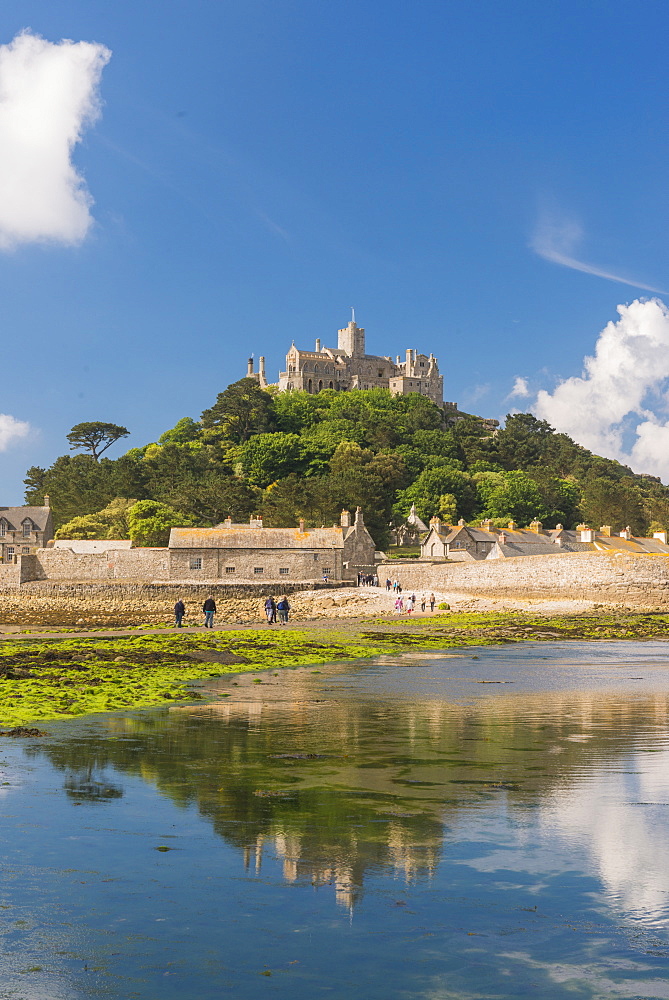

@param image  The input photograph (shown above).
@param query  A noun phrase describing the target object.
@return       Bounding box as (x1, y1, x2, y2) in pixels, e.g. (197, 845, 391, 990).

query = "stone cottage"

(420, 517, 669, 561)
(0, 498, 54, 563)
(168, 508, 376, 582)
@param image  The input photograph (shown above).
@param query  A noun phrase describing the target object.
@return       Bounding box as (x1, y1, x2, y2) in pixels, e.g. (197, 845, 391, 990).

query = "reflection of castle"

(247, 316, 451, 408)
(242, 826, 440, 911)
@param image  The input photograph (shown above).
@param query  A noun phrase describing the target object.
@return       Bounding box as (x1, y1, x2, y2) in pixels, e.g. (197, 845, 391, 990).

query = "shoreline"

(1, 606, 669, 729)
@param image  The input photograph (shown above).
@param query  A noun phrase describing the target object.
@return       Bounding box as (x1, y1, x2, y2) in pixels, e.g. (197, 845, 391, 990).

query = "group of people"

(392, 592, 436, 614)
(264, 595, 291, 625)
(386, 578, 403, 592)
(173, 597, 217, 629)
(173, 595, 291, 629)
(357, 572, 379, 586)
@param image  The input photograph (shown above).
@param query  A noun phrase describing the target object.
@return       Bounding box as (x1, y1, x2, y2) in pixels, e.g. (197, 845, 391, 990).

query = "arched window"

(308, 379, 312, 392)
(318, 380, 323, 391)
(329, 381, 333, 389)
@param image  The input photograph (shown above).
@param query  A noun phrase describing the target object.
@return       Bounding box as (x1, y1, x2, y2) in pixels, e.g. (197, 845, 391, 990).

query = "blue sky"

(2, 0, 669, 502)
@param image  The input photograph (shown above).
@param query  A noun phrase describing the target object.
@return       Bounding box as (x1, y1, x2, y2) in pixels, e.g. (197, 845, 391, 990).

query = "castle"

(246, 316, 453, 408)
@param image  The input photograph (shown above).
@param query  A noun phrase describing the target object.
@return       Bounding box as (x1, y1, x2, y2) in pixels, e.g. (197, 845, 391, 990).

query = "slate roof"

(593, 535, 669, 555)
(0, 506, 52, 530)
(493, 542, 567, 558)
(169, 525, 347, 550)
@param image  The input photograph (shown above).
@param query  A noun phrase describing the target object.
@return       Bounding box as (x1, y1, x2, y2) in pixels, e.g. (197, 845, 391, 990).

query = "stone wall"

(382, 552, 669, 607)
(30, 547, 169, 582)
(0, 579, 352, 627)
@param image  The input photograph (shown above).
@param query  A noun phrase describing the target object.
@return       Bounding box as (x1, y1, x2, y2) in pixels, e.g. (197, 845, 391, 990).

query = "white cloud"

(534, 298, 669, 481)
(0, 30, 110, 249)
(509, 376, 530, 398)
(0, 413, 30, 450)
(531, 212, 666, 294)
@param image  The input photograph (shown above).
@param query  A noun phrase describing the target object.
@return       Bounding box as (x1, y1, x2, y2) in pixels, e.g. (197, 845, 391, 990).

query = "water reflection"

(5, 641, 669, 998)
(25, 643, 669, 928)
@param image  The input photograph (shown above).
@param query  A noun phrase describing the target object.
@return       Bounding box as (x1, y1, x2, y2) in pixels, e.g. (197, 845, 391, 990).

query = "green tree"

(451, 415, 499, 466)
(474, 470, 547, 525)
(55, 498, 137, 539)
(66, 422, 130, 461)
(168, 473, 259, 524)
(201, 378, 275, 444)
(239, 432, 304, 487)
(126, 500, 196, 547)
(394, 467, 477, 523)
(158, 417, 201, 445)
(579, 477, 647, 535)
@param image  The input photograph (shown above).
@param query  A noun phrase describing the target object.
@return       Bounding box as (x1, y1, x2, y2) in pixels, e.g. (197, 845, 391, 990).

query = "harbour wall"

(381, 552, 669, 607)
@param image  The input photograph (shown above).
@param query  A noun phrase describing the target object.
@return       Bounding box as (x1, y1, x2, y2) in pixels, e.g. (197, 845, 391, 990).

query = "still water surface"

(2, 640, 669, 998)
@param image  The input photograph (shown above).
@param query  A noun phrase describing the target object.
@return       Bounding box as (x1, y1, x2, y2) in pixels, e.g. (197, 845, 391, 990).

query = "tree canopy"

(26, 386, 669, 547)
(66, 422, 130, 461)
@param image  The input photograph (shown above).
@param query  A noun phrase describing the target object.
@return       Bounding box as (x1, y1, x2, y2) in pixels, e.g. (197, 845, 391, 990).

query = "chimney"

(654, 531, 668, 544)
(354, 506, 364, 526)
(480, 519, 493, 532)
(430, 516, 442, 533)
(43, 494, 50, 508)
(507, 520, 516, 530)
(315, 338, 321, 352)
(600, 525, 612, 537)
(555, 523, 563, 531)
(340, 509, 351, 528)
(224, 516, 232, 529)
(247, 357, 254, 377)
(498, 532, 507, 545)
(619, 526, 632, 540)
(529, 519, 543, 533)
(458, 518, 465, 527)
(580, 526, 595, 543)
(258, 356, 267, 386)
(298, 518, 305, 532)
(249, 515, 263, 528)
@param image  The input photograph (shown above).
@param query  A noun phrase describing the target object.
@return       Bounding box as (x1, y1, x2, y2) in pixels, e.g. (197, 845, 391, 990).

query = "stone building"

(420, 518, 669, 561)
(265, 316, 451, 407)
(0, 498, 54, 563)
(168, 508, 376, 582)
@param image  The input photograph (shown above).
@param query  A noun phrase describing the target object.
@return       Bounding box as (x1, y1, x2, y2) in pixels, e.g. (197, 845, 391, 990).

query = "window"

(225, 566, 235, 575)
(0, 521, 5, 537)
(22, 547, 29, 554)
(322, 567, 331, 575)
(189, 558, 202, 570)
(279, 567, 289, 575)
(22, 522, 32, 537)
(313, 553, 319, 561)
(419, 361, 425, 367)
(6, 547, 14, 561)
(254, 567, 263, 574)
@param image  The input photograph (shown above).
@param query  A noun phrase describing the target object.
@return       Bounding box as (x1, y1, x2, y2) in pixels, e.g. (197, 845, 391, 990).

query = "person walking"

(174, 599, 186, 628)
(277, 595, 290, 624)
(202, 596, 217, 628)
(386, 578, 392, 592)
(420, 594, 426, 613)
(405, 595, 414, 614)
(429, 592, 436, 612)
(264, 596, 276, 625)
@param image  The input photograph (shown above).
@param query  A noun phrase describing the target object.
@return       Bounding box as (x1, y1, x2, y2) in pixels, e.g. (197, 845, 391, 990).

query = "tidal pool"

(1, 640, 669, 999)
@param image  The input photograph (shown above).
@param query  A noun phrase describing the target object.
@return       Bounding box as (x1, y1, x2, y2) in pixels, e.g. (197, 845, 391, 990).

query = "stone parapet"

(380, 552, 669, 607)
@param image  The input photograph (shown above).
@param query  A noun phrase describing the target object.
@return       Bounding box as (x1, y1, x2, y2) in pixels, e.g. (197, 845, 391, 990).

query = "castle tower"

(337, 319, 365, 357)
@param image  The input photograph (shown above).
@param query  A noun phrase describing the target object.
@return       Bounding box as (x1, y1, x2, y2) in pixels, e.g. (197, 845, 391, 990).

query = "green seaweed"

(2, 611, 669, 727)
